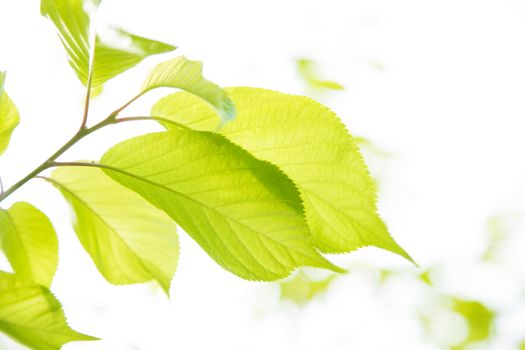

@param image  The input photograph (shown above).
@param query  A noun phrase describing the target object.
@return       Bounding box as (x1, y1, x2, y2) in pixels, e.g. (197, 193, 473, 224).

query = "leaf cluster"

(0, 1, 411, 349)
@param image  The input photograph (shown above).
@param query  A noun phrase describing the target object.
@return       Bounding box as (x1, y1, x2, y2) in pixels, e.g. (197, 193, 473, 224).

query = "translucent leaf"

(48, 166, 178, 294)
(0, 72, 20, 156)
(142, 56, 235, 123)
(152, 88, 412, 261)
(92, 27, 176, 88)
(100, 130, 342, 281)
(41, 0, 176, 88)
(40, 0, 91, 84)
(0, 202, 58, 287)
(0, 272, 97, 350)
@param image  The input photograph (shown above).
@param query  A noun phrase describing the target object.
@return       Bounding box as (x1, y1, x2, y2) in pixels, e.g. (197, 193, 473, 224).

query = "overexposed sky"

(1, 0, 524, 349)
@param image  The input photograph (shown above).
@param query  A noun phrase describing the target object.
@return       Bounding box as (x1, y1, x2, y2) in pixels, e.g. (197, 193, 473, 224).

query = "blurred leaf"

(451, 298, 495, 349)
(100, 130, 343, 281)
(41, 0, 175, 88)
(0, 202, 58, 287)
(0, 272, 97, 350)
(48, 166, 179, 294)
(0, 72, 20, 156)
(354, 136, 392, 158)
(153, 88, 412, 262)
(280, 271, 337, 305)
(142, 56, 235, 123)
(296, 58, 344, 92)
(418, 269, 434, 286)
(482, 213, 525, 261)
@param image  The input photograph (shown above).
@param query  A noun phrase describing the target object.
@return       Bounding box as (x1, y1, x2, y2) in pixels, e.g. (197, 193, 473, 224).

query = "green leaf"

(40, 0, 91, 84)
(100, 130, 342, 281)
(152, 88, 412, 262)
(280, 271, 337, 305)
(92, 27, 176, 88)
(0, 272, 97, 350)
(48, 166, 179, 294)
(41, 0, 176, 88)
(141, 56, 235, 123)
(0, 202, 58, 287)
(297, 59, 344, 91)
(0, 72, 20, 156)
(452, 298, 495, 349)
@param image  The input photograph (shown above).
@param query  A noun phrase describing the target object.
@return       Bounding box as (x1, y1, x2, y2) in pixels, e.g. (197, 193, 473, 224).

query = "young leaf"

(92, 27, 176, 88)
(48, 166, 179, 294)
(0, 72, 20, 156)
(100, 130, 342, 281)
(0, 272, 97, 350)
(41, 0, 176, 88)
(141, 56, 235, 123)
(152, 88, 412, 262)
(0, 202, 58, 287)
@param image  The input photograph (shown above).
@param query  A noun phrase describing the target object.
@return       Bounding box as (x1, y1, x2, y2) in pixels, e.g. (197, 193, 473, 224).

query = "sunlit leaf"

(92, 27, 176, 88)
(142, 56, 235, 123)
(280, 271, 337, 305)
(452, 298, 495, 349)
(48, 166, 179, 294)
(0, 272, 97, 350)
(0, 202, 58, 287)
(152, 88, 412, 262)
(0, 72, 20, 156)
(100, 130, 343, 281)
(41, 0, 175, 88)
(40, 0, 91, 84)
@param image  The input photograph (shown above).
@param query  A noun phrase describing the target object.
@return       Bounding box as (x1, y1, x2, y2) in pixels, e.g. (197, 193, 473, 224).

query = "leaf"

(0, 272, 97, 350)
(280, 271, 337, 305)
(141, 56, 235, 123)
(40, 0, 91, 84)
(48, 166, 179, 294)
(0, 72, 20, 156)
(41, 0, 176, 88)
(152, 88, 412, 262)
(100, 130, 342, 281)
(296, 58, 344, 91)
(451, 298, 495, 349)
(0, 202, 58, 287)
(92, 27, 176, 88)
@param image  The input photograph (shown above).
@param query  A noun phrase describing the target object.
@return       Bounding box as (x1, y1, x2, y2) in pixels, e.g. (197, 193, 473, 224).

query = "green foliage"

(0, 72, 20, 156)
(0, 202, 58, 287)
(48, 167, 179, 294)
(0, 1, 413, 348)
(152, 88, 412, 261)
(100, 130, 342, 280)
(41, 0, 175, 88)
(142, 56, 235, 123)
(0, 272, 97, 350)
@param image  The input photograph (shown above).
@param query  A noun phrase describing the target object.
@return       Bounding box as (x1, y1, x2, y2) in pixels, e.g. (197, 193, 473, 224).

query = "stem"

(80, 67, 94, 130)
(0, 117, 115, 204)
(0, 111, 168, 204)
(108, 93, 145, 119)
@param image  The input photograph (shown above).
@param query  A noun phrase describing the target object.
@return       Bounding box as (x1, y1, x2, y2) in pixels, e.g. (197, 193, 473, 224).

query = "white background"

(1, 0, 525, 349)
